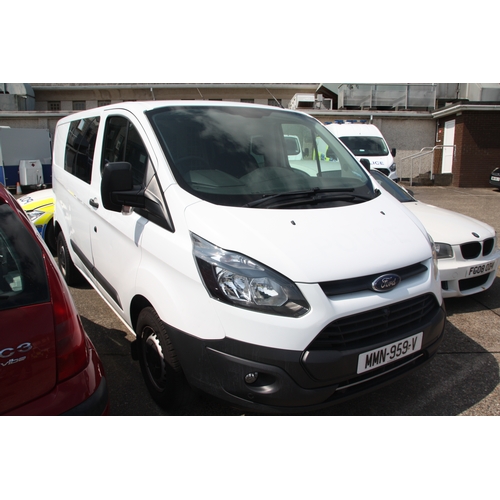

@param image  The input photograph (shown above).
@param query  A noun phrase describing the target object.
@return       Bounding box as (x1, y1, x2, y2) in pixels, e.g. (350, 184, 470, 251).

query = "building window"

(268, 99, 282, 107)
(241, 99, 254, 104)
(98, 100, 111, 107)
(73, 101, 86, 111)
(48, 101, 61, 111)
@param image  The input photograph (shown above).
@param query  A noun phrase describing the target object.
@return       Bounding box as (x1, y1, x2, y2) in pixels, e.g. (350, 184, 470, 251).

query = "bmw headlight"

(191, 233, 310, 317)
(434, 242, 453, 259)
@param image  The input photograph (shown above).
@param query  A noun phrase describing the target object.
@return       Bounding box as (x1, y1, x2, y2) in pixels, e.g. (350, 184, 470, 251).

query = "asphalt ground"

(68, 184, 500, 416)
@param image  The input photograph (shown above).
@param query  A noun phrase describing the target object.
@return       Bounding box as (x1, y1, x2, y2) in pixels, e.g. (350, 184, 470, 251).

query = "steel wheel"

(136, 307, 190, 410)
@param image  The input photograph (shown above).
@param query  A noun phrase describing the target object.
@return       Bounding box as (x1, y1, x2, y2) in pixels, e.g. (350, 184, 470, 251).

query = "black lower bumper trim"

(166, 304, 446, 413)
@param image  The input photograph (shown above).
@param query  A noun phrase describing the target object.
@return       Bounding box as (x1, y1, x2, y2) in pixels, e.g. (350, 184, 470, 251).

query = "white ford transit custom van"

(52, 102, 445, 413)
(326, 122, 398, 181)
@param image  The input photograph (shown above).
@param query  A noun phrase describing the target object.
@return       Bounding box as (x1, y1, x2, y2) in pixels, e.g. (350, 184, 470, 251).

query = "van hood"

(184, 193, 432, 283)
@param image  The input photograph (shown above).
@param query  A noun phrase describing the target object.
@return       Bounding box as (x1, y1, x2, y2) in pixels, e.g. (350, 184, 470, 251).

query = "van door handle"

(89, 198, 99, 208)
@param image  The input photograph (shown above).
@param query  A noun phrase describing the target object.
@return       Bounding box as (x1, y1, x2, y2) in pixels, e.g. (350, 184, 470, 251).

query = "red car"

(0, 184, 109, 415)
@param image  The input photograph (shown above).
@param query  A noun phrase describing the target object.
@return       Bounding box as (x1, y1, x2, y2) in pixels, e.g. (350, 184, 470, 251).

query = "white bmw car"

(371, 169, 500, 298)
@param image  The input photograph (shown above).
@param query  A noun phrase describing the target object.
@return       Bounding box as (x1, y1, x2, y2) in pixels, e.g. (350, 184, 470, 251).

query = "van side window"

(65, 117, 100, 184)
(101, 116, 149, 184)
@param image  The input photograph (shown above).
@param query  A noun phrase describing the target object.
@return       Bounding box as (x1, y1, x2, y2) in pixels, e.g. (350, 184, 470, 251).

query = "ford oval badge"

(372, 274, 401, 292)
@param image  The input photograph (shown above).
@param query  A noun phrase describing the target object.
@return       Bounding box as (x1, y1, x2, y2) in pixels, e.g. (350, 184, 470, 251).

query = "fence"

(399, 145, 456, 185)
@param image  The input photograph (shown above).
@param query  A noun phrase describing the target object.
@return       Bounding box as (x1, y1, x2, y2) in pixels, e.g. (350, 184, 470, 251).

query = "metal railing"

(399, 145, 456, 186)
(338, 84, 437, 110)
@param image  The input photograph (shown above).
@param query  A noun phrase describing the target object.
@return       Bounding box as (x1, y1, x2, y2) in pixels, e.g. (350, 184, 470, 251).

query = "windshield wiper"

(244, 188, 374, 208)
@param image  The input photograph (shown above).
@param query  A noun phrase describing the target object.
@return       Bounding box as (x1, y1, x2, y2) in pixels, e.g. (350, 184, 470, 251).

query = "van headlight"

(390, 163, 396, 172)
(191, 233, 310, 317)
(428, 234, 439, 278)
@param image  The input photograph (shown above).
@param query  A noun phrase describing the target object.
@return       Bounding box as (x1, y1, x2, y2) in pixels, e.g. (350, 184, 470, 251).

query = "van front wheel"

(136, 307, 190, 410)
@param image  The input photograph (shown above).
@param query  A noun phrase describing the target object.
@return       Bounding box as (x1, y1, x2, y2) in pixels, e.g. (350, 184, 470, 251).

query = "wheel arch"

(130, 294, 153, 332)
(54, 219, 62, 237)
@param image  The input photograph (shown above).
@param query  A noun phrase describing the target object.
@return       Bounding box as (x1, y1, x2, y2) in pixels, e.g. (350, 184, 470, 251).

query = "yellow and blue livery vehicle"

(17, 188, 55, 253)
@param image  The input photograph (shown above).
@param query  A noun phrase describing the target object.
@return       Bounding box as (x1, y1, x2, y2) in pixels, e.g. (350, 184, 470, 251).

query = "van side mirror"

(392, 148, 396, 157)
(101, 162, 146, 212)
(360, 158, 371, 171)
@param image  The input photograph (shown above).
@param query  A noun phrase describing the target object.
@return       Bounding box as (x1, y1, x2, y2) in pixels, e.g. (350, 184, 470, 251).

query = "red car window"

(0, 204, 50, 311)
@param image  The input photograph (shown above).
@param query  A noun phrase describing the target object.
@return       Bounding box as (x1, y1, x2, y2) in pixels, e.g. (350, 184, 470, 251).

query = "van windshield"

(338, 136, 389, 157)
(147, 105, 377, 208)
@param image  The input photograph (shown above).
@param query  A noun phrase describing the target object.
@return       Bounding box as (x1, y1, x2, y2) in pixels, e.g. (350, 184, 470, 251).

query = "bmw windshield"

(147, 104, 378, 208)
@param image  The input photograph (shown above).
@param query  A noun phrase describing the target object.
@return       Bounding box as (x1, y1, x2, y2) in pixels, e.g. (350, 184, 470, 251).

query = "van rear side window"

(65, 117, 100, 184)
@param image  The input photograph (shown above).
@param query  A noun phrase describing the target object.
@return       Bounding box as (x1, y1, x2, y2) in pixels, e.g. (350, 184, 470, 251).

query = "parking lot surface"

(69, 184, 500, 415)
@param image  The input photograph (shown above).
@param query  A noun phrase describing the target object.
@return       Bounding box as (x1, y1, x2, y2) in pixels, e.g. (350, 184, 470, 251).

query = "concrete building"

(1, 82, 500, 188)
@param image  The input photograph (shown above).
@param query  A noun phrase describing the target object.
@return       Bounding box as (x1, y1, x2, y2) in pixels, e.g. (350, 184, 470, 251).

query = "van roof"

(56, 100, 307, 124)
(325, 123, 383, 138)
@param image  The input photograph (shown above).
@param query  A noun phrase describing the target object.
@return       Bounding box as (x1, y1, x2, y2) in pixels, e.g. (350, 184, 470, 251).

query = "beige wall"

(30, 84, 312, 111)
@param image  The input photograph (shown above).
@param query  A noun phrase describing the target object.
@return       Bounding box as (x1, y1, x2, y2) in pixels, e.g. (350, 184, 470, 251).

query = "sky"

(4, 2, 495, 84)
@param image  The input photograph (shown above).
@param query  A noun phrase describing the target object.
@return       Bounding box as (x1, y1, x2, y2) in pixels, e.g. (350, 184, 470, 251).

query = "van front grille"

(308, 293, 439, 351)
(319, 263, 427, 297)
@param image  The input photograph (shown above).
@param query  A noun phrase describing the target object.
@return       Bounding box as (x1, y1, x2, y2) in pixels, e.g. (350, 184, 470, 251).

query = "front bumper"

(168, 300, 446, 413)
(489, 173, 500, 188)
(439, 252, 500, 298)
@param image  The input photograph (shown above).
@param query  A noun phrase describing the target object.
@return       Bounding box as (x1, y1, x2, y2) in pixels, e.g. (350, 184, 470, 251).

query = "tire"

(56, 231, 82, 286)
(136, 307, 191, 410)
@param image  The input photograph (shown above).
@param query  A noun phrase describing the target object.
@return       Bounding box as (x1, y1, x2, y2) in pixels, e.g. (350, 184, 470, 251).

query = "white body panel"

(184, 194, 430, 283)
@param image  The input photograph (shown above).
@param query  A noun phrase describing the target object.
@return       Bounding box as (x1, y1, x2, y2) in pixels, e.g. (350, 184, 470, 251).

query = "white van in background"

(326, 122, 398, 181)
(52, 101, 445, 413)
